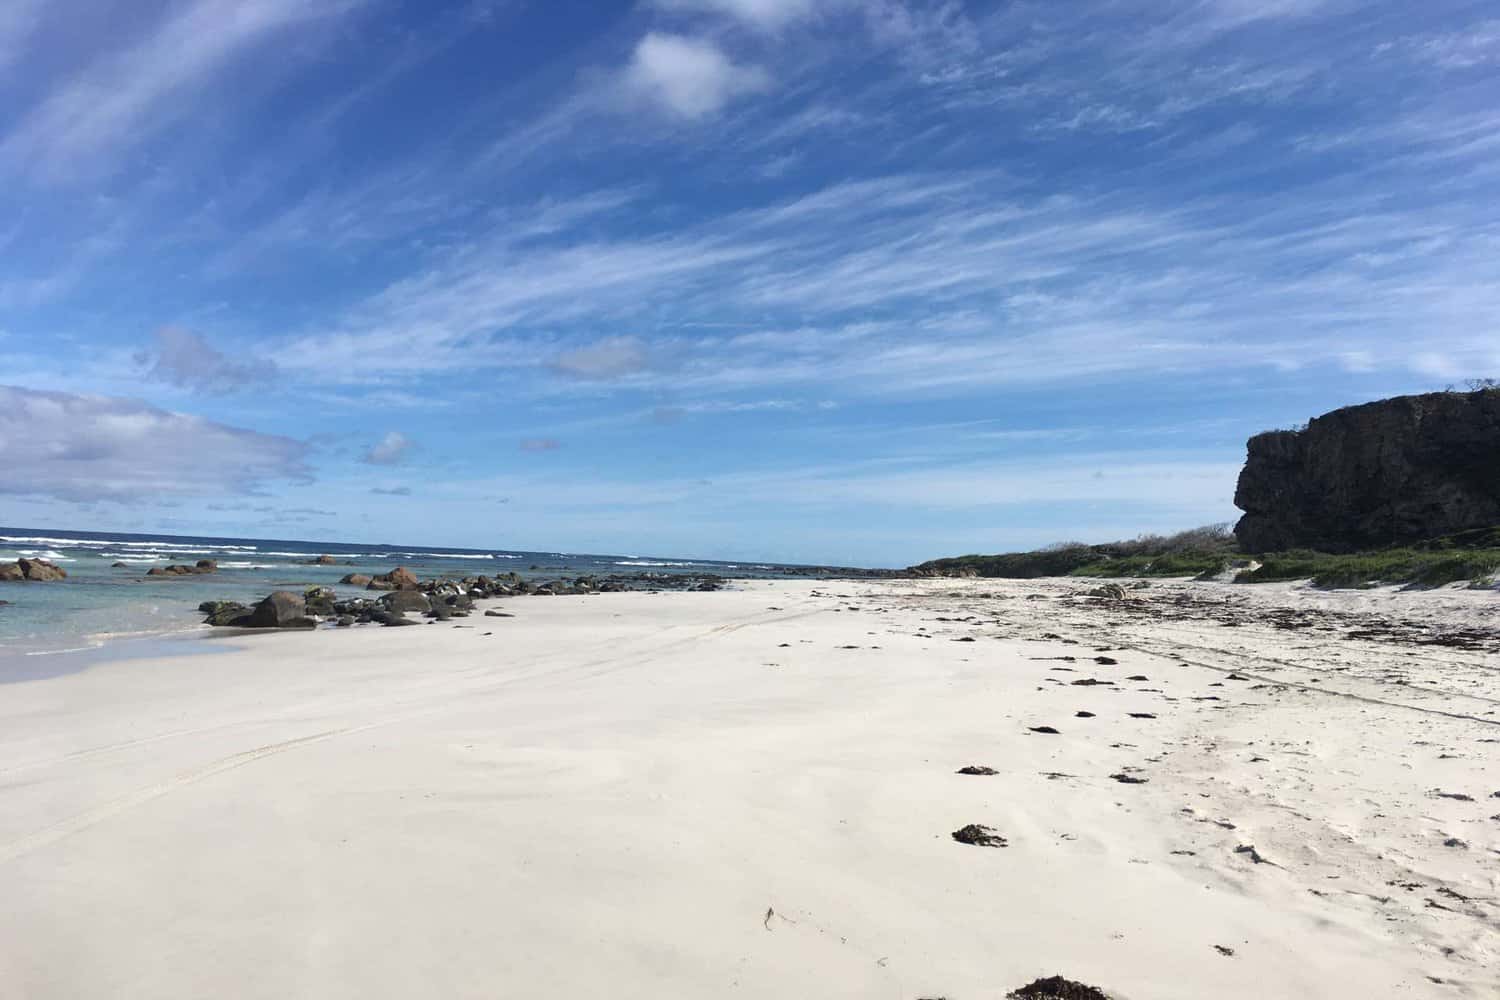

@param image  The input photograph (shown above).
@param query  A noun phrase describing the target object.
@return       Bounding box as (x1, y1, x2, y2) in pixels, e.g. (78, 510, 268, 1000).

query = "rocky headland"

(1234, 388, 1500, 553)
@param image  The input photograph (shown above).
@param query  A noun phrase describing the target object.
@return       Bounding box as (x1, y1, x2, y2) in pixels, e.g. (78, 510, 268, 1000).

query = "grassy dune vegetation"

(914, 525, 1500, 589)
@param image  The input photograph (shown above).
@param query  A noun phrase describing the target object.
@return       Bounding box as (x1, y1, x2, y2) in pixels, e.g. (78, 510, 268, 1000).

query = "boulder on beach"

(199, 600, 253, 627)
(1, 558, 68, 582)
(246, 591, 316, 629)
(340, 573, 373, 587)
(381, 590, 430, 614)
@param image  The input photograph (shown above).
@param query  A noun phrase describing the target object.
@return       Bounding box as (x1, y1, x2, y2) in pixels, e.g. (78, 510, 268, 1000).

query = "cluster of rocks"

(0, 557, 68, 582)
(202, 566, 729, 630)
(146, 560, 218, 577)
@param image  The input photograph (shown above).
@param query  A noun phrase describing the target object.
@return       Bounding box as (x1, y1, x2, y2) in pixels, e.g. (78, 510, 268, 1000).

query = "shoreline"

(1, 578, 1495, 998)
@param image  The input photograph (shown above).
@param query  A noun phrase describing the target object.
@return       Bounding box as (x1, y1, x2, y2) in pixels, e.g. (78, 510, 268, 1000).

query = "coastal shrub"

(1237, 547, 1500, 589)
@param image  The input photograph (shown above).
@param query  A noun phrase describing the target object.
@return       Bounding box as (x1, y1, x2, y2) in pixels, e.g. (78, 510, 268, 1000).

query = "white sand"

(1, 579, 1496, 999)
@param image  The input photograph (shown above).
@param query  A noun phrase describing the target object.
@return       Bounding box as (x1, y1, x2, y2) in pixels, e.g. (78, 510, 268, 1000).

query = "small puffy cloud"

(363, 431, 414, 465)
(650, 0, 819, 29)
(370, 485, 412, 496)
(552, 336, 651, 379)
(0, 384, 310, 502)
(137, 326, 277, 394)
(520, 438, 561, 452)
(625, 33, 770, 119)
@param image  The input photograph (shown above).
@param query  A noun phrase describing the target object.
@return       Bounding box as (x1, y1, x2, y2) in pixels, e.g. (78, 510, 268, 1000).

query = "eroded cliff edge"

(1233, 389, 1500, 552)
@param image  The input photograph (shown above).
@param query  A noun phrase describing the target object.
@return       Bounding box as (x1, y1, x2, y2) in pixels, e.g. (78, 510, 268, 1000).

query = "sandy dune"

(1, 579, 1496, 999)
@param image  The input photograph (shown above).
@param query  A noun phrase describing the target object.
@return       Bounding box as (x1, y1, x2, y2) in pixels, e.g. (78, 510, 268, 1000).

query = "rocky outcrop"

(366, 566, 419, 591)
(246, 591, 315, 629)
(1, 558, 68, 582)
(147, 559, 217, 577)
(1234, 389, 1500, 552)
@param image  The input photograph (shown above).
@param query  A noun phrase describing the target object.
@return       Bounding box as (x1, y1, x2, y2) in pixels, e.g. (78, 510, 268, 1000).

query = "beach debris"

(1075, 711, 1096, 718)
(1071, 678, 1112, 686)
(1430, 790, 1474, 801)
(1006, 975, 1112, 999)
(1234, 844, 1276, 865)
(1028, 726, 1062, 735)
(1442, 837, 1468, 848)
(951, 824, 1008, 848)
(1109, 772, 1148, 784)
(1214, 945, 1236, 957)
(957, 765, 998, 775)
(1094, 656, 1118, 665)
(1127, 713, 1157, 719)
(1125, 675, 1149, 681)
(954, 636, 976, 642)
(485, 610, 514, 617)
(1088, 584, 1131, 601)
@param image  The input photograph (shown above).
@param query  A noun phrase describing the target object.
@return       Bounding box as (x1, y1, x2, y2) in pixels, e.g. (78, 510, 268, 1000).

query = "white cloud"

(0, 385, 310, 502)
(1, 0, 364, 180)
(624, 32, 770, 119)
(137, 327, 277, 394)
(363, 431, 414, 465)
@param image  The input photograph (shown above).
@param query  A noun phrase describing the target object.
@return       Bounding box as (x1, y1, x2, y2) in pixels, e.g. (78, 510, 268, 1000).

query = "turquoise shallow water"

(0, 527, 792, 660)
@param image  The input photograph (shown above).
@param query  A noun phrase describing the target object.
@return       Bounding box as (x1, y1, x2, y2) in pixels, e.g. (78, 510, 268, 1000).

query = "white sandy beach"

(1, 578, 1496, 999)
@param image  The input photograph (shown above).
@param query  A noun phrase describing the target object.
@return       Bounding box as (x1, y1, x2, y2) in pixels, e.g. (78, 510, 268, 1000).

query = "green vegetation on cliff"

(912, 524, 1500, 589)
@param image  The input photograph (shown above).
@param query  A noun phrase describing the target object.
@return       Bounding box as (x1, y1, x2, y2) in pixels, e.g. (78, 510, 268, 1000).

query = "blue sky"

(0, 0, 1497, 566)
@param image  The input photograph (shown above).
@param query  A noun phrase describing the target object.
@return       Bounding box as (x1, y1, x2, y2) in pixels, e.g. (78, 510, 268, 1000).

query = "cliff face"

(1233, 390, 1500, 552)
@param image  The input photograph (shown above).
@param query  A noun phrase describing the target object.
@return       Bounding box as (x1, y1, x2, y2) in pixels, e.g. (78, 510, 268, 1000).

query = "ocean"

(0, 527, 795, 658)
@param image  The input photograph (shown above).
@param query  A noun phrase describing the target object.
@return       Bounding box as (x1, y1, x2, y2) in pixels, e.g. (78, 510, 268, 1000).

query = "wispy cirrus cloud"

(0, 0, 365, 182)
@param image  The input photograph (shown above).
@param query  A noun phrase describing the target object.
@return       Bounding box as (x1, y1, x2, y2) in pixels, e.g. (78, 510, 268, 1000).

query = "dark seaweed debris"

(951, 824, 1008, 847)
(1007, 975, 1111, 999)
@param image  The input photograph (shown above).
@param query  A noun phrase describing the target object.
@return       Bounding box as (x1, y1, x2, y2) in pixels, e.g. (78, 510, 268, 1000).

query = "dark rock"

(375, 611, 417, 627)
(336, 615, 355, 627)
(381, 590, 430, 614)
(1234, 389, 1500, 552)
(1028, 726, 1061, 735)
(310, 555, 338, 565)
(341, 573, 373, 586)
(147, 561, 216, 577)
(484, 609, 514, 617)
(112, 561, 128, 568)
(0, 562, 25, 582)
(951, 824, 1008, 847)
(246, 591, 314, 629)
(304, 586, 337, 616)
(956, 765, 998, 775)
(1110, 773, 1148, 784)
(1075, 711, 1096, 718)
(200, 600, 254, 626)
